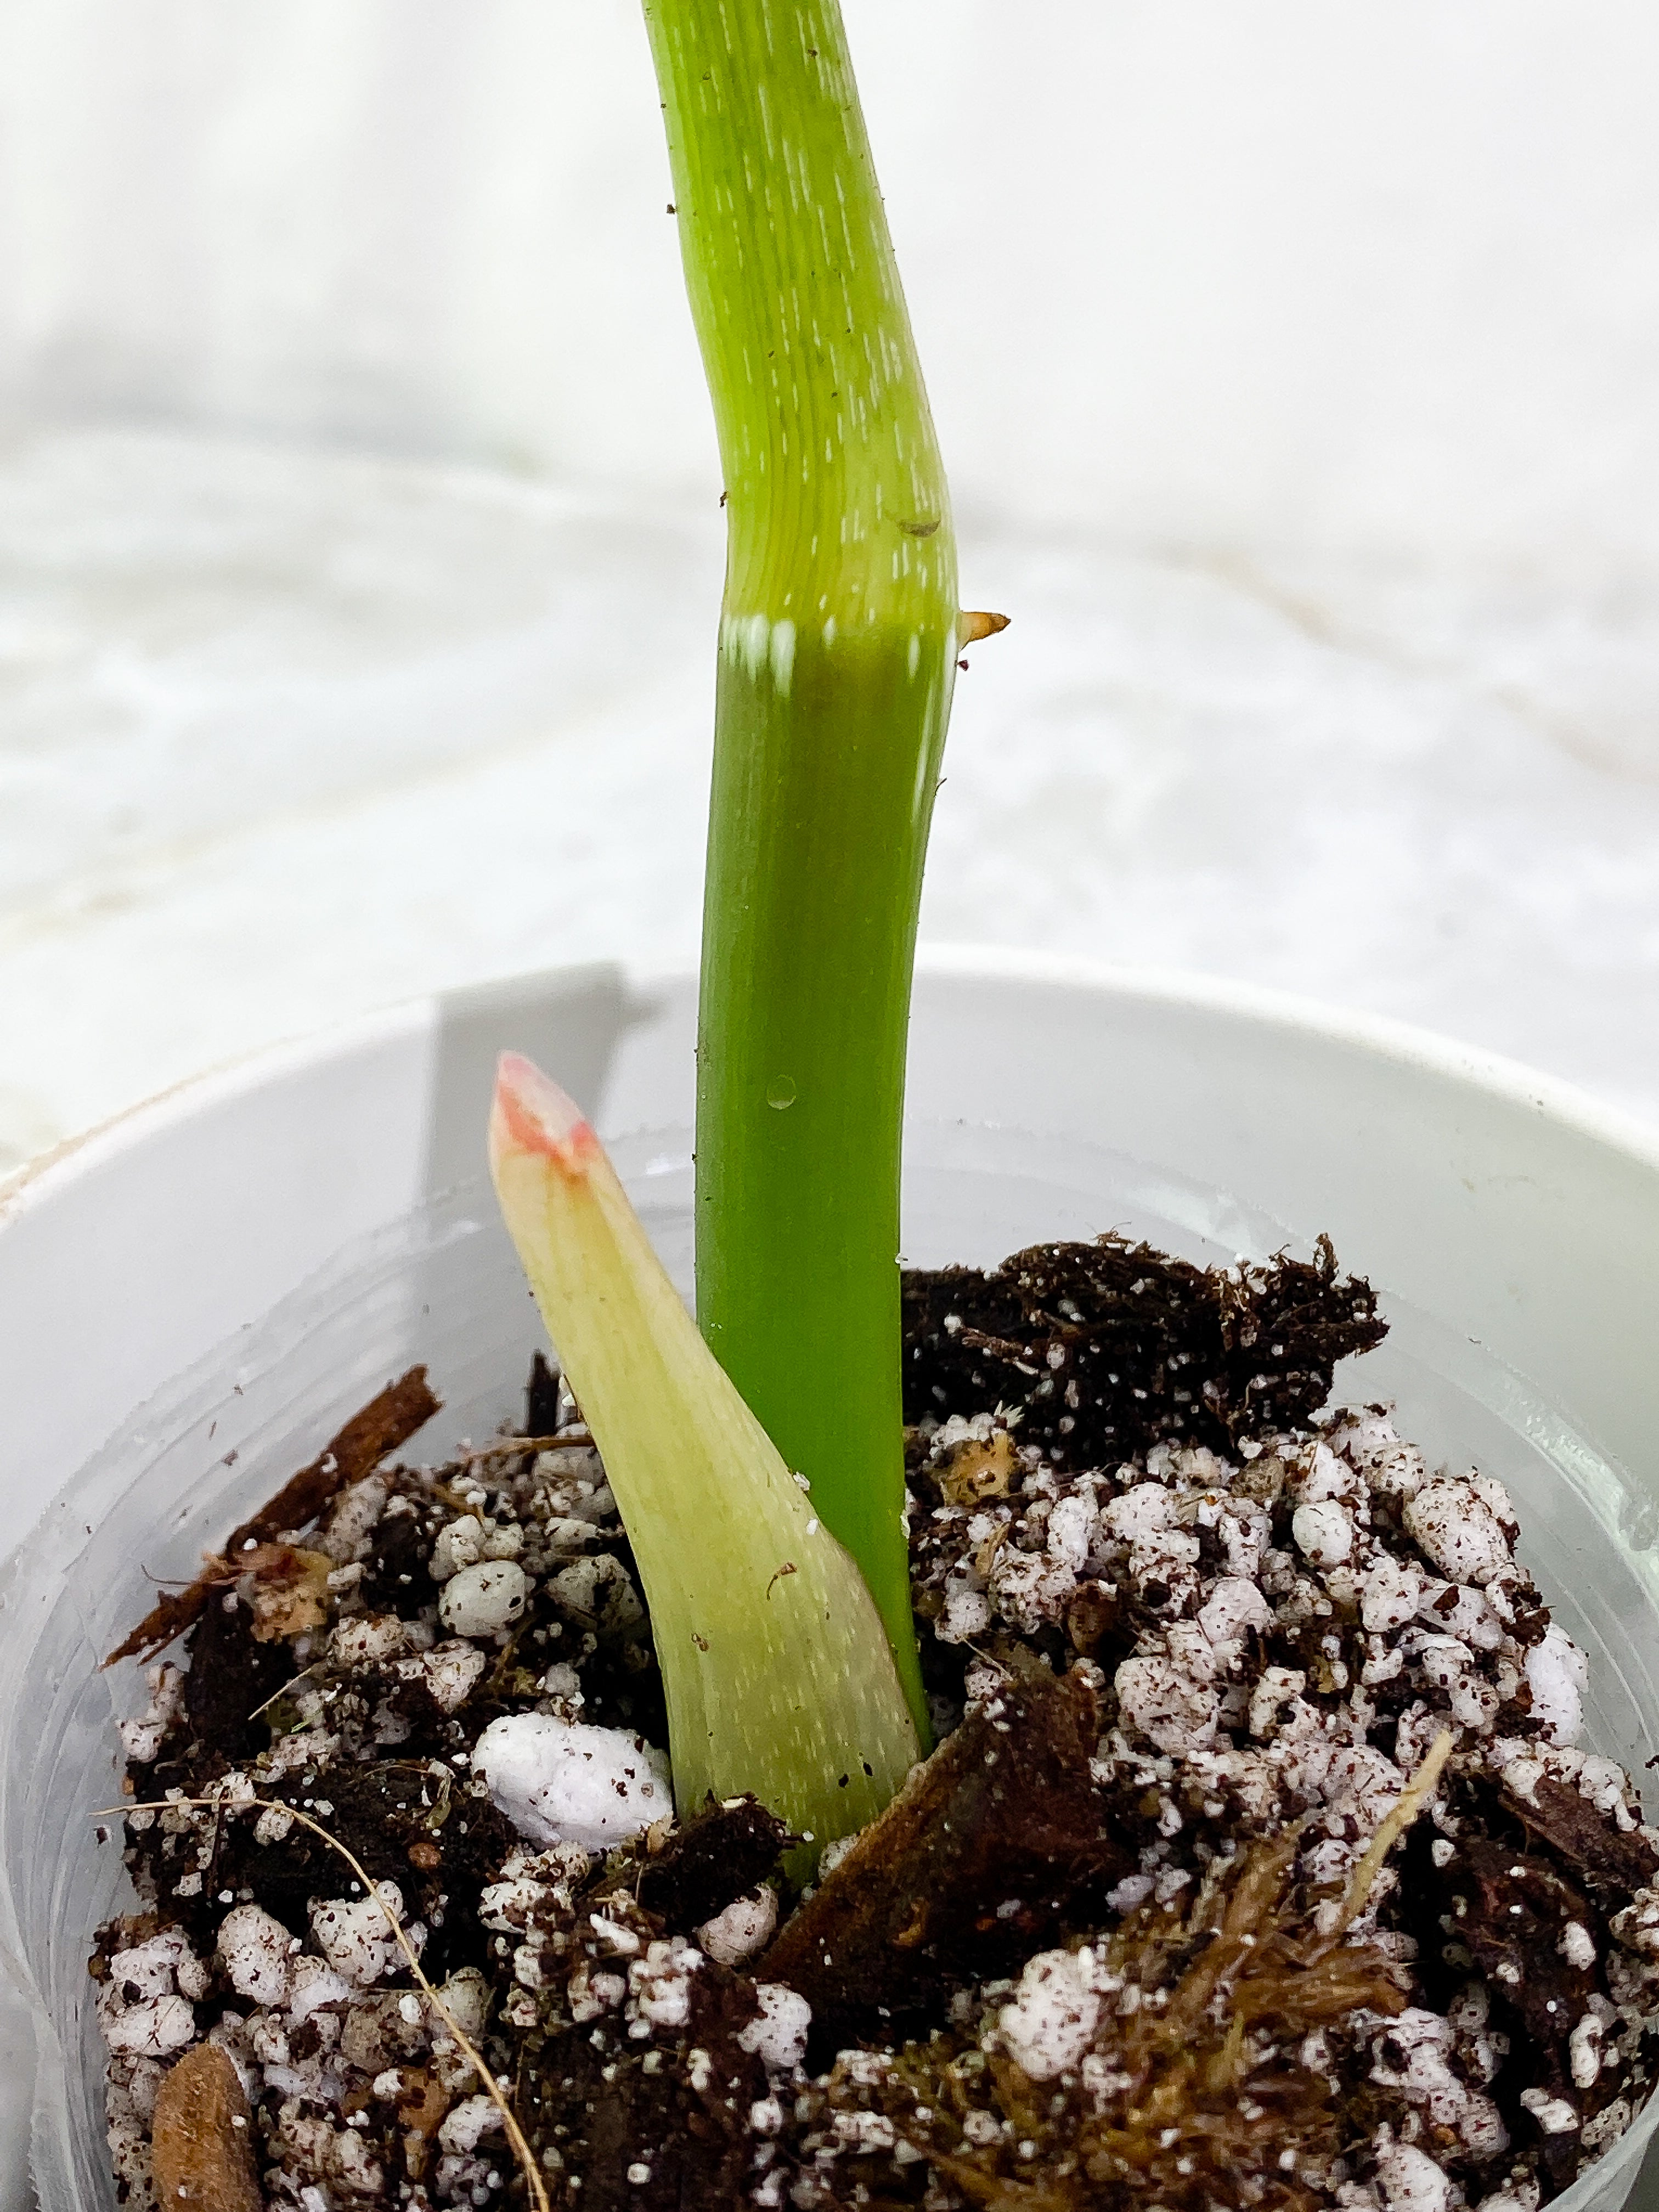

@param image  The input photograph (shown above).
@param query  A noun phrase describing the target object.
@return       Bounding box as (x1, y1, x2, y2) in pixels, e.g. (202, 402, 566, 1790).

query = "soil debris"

(625, 1792, 792, 1931)
(105, 1365, 439, 1667)
(1509, 1773, 1659, 1897)
(903, 1231, 1385, 1466)
(93, 1238, 1659, 2212)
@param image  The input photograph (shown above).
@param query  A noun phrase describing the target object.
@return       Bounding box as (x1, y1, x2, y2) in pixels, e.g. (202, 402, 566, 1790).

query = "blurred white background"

(4, 0, 1659, 1170)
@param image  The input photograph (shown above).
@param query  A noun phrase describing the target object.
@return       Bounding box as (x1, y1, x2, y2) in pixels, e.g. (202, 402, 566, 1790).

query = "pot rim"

(4, 947, 1656, 1233)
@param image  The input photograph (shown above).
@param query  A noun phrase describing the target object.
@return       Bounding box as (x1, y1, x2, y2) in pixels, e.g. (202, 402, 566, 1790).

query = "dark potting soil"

(94, 1235, 1659, 2212)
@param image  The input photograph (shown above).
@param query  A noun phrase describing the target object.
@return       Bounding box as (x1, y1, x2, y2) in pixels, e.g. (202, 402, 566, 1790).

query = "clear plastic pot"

(4, 1106, 1659, 2212)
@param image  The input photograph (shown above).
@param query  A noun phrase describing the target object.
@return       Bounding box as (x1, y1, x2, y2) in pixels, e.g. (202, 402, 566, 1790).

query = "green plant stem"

(643, 0, 957, 1734)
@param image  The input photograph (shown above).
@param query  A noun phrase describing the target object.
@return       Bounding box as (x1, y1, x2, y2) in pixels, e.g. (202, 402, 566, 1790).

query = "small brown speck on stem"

(957, 610, 1010, 646)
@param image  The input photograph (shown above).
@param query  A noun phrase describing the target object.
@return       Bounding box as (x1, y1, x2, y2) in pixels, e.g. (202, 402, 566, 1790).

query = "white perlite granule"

(117, 1662, 185, 1766)
(217, 1904, 295, 2008)
(1525, 1623, 1589, 1745)
(438, 1558, 531, 1637)
(1372, 2139, 1454, 2212)
(696, 1887, 778, 1966)
(310, 1884, 414, 1988)
(472, 1711, 672, 1849)
(997, 1946, 1102, 2079)
(736, 1983, 812, 2074)
(1402, 1479, 1511, 1588)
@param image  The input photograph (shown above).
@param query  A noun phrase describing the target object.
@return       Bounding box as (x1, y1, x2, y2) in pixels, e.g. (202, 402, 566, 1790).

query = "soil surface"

(94, 1233, 1659, 2212)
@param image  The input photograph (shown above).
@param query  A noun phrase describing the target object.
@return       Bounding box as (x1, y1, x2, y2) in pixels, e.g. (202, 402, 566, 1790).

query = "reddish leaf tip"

(492, 1052, 599, 1168)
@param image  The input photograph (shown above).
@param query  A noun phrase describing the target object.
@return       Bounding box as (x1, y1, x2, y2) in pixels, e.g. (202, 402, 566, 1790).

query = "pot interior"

(4, 1119, 1657, 2212)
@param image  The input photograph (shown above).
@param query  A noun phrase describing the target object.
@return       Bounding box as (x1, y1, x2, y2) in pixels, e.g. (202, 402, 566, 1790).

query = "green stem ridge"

(644, 0, 957, 1733)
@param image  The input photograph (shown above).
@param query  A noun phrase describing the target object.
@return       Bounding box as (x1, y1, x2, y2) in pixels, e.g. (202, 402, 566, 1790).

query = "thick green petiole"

(489, 1053, 921, 1851)
(644, 0, 956, 1731)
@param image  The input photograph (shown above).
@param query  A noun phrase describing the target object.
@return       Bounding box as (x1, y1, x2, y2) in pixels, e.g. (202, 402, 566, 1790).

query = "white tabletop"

(5, 0, 1659, 1166)
(5, 424, 1659, 1178)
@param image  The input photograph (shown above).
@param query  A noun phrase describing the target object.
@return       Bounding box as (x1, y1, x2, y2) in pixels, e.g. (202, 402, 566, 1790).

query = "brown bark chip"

(151, 2043, 262, 2212)
(1510, 1774, 1659, 1895)
(766, 1659, 1128, 2050)
(105, 1365, 440, 1666)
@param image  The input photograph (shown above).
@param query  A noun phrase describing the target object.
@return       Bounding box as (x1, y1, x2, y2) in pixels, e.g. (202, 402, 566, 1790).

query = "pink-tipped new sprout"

(489, 1053, 920, 1853)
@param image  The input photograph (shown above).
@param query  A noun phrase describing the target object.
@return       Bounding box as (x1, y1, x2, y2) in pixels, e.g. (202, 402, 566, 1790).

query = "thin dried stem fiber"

(101, 1796, 549, 2212)
(1332, 1728, 1455, 1939)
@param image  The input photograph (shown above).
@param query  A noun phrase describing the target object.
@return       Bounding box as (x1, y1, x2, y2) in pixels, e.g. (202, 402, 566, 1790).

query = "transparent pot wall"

(4, 1124, 1658, 2212)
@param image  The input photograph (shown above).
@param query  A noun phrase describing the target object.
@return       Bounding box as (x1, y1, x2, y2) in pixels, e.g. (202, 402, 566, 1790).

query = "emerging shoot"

(488, 1051, 921, 1852)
